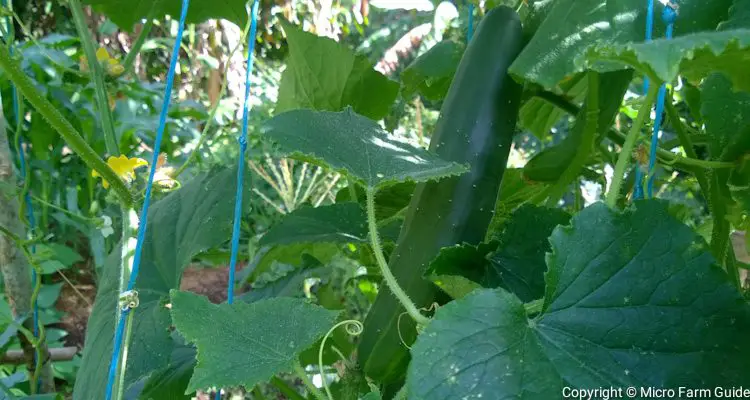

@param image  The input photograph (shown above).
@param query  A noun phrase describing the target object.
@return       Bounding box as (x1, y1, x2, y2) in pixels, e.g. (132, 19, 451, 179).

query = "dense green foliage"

(0, 0, 749, 399)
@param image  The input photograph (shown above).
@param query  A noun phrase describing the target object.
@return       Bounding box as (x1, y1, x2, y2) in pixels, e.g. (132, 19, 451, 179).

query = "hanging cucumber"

(358, 6, 524, 386)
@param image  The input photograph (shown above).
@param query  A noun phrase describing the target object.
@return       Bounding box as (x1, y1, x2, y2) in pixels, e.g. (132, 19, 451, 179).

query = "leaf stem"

(293, 363, 326, 400)
(121, 1, 161, 76)
(663, 98, 711, 194)
(544, 72, 600, 206)
(69, 0, 119, 156)
(365, 187, 429, 325)
(0, 41, 133, 207)
(606, 85, 659, 208)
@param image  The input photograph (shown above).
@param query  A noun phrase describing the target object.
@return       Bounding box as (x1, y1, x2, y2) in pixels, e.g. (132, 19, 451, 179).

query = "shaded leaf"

(170, 291, 339, 391)
(134, 334, 197, 400)
(276, 22, 398, 120)
(700, 73, 750, 161)
(488, 169, 549, 232)
(520, 73, 587, 139)
(260, 203, 367, 246)
(241, 243, 340, 284)
(585, 29, 750, 91)
(74, 169, 240, 399)
(510, 0, 733, 89)
(262, 108, 468, 189)
(425, 242, 497, 299)
(82, 0, 247, 31)
(401, 41, 464, 101)
(407, 201, 750, 399)
(719, 0, 750, 30)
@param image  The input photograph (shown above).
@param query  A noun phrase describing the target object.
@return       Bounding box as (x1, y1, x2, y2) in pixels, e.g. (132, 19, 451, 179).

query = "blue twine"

(103, 0, 190, 398)
(645, 4, 677, 198)
(214, 2, 259, 399)
(634, 1, 677, 200)
(634, 0, 656, 200)
(467, 3, 474, 41)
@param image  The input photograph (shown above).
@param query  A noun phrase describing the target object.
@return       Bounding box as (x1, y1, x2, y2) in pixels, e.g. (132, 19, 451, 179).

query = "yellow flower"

(80, 48, 124, 76)
(92, 155, 148, 189)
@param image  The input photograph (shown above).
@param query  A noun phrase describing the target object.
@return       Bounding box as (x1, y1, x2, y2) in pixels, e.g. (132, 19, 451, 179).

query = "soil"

(55, 264, 245, 350)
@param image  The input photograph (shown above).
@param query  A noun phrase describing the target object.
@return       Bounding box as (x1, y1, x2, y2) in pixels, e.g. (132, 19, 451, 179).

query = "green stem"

(172, 19, 251, 178)
(0, 41, 133, 207)
(68, 0, 119, 156)
(663, 98, 711, 195)
(31, 195, 97, 223)
(269, 377, 306, 400)
(709, 173, 738, 286)
(393, 385, 408, 400)
(524, 299, 544, 315)
(606, 85, 659, 208)
(293, 363, 326, 400)
(121, 1, 160, 75)
(545, 72, 600, 207)
(112, 208, 138, 399)
(365, 187, 429, 325)
(115, 311, 135, 400)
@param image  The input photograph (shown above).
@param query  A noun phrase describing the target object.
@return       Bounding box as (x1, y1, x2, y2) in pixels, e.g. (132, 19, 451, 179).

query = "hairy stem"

(69, 0, 119, 156)
(0, 42, 133, 207)
(270, 377, 306, 400)
(545, 72, 600, 206)
(663, 98, 712, 195)
(606, 85, 659, 208)
(366, 187, 429, 325)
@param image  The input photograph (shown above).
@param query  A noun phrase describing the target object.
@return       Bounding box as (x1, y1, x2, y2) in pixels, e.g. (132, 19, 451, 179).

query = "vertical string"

(467, 3, 474, 42)
(103, 0, 190, 399)
(645, 4, 677, 198)
(633, 0, 655, 200)
(215, 2, 259, 399)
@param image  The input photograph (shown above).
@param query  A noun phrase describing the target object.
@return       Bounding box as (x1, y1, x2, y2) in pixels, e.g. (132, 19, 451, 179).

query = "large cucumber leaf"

(585, 29, 750, 91)
(73, 169, 240, 399)
(510, 0, 733, 89)
(701, 73, 750, 162)
(82, 0, 247, 31)
(407, 201, 750, 399)
(170, 291, 339, 391)
(276, 22, 399, 120)
(262, 108, 468, 189)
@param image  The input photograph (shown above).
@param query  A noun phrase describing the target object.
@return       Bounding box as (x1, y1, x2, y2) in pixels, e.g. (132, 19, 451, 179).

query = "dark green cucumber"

(358, 6, 524, 386)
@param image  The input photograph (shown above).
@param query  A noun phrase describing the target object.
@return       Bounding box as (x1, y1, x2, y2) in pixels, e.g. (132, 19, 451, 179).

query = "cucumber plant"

(1, 0, 750, 399)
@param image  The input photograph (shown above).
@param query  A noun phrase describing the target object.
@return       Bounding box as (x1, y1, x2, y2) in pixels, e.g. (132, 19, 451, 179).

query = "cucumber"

(358, 6, 524, 386)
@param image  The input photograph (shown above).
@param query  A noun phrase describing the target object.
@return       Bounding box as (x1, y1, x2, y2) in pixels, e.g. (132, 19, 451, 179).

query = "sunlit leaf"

(262, 108, 468, 189)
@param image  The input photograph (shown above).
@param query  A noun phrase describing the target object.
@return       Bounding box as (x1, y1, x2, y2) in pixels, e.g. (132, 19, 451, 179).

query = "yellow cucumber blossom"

(80, 47, 125, 76)
(92, 155, 148, 189)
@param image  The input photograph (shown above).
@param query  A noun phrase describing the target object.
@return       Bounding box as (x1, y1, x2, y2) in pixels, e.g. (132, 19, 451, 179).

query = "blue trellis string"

(645, 3, 677, 198)
(633, 0, 677, 200)
(214, 1, 259, 399)
(633, 0, 656, 200)
(467, 3, 474, 41)
(103, 0, 190, 398)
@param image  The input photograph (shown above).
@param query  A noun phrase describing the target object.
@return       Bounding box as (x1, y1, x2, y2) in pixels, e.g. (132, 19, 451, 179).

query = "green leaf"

(523, 70, 632, 182)
(74, 169, 240, 399)
(488, 169, 549, 232)
(425, 242, 497, 300)
(584, 30, 750, 92)
(401, 41, 464, 101)
(276, 22, 398, 120)
(720, 0, 750, 30)
(238, 256, 328, 303)
(700, 73, 750, 161)
(34, 244, 83, 274)
(486, 205, 570, 302)
(135, 333, 196, 400)
(260, 203, 367, 246)
(262, 108, 468, 189)
(241, 243, 340, 284)
(520, 74, 587, 139)
(81, 0, 248, 31)
(170, 291, 339, 391)
(336, 182, 415, 221)
(407, 201, 750, 399)
(510, 0, 734, 89)
(427, 205, 570, 302)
